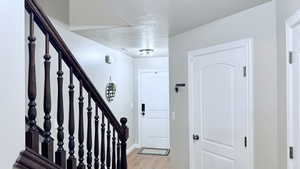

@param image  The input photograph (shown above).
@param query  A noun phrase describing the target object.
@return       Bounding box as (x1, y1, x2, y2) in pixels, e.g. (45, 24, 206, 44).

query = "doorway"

(286, 10, 300, 169)
(188, 39, 253, 169)
(138, 69, 170, 149)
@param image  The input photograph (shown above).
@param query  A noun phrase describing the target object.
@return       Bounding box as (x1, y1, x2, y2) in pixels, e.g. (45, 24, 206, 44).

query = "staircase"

(14, 0, 129, 169)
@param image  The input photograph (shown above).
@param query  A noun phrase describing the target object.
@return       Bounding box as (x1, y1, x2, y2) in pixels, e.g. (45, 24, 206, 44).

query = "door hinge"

(244, 137, 248, 147)
(289, 146, 294, 159)
(243, 66, 247, 77)
(289, 51, 293, 64)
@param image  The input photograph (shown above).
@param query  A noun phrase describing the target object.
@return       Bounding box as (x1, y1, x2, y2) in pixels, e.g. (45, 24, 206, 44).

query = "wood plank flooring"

(128, 149, 171, 169)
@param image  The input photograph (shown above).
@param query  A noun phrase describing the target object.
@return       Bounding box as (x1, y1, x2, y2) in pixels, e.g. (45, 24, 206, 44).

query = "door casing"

(188, 39, 254, 169)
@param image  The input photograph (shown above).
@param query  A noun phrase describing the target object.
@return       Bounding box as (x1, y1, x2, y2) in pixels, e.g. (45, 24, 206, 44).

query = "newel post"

(120, 118, 128, 169)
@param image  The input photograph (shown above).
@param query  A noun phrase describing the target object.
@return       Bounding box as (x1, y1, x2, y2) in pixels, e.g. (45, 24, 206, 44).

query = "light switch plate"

(172, 111, 176, 120)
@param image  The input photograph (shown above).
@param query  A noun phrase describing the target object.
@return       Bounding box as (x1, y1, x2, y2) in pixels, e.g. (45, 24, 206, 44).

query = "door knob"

(193, 134, 200, 140)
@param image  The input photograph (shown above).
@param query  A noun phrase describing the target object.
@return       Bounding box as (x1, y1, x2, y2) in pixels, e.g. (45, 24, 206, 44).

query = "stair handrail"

(25, 0, 125, 137)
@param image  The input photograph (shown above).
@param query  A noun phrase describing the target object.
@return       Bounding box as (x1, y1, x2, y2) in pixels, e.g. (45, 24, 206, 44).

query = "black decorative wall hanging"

(106, 76, 116, 102)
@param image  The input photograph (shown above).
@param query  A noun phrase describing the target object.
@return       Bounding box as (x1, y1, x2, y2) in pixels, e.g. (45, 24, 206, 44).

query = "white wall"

(39, 0, 69, 24)
(133, 57, 169, 145)
(0, 0, 25, 168)
(293, 25, 300, 50)
(25, 17, 135, 151)
(169, 2, 278, 169)
(85, 52, 135, 147)
(276, 0, 300, 169)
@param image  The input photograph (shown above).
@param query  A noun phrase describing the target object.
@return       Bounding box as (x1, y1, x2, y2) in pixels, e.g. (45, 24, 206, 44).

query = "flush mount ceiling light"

(120, 48, 128, 53)
(139, 49, 154, 56)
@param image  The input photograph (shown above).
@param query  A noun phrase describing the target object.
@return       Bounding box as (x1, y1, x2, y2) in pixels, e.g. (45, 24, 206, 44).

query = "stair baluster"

(101, 113, 106, 169)
(117, 139, 121, 169)
(78, 82, 85, 169)
(67, 68, 77, 169)
(26, 12, 39, 153)
(56, 52, 66, 168)
(107, 122, 111, 169)
(87, 94, 93, 169)
(112, 129, 116, 169)
(94, 106, 100, 169)
(42, 33, 54, 161)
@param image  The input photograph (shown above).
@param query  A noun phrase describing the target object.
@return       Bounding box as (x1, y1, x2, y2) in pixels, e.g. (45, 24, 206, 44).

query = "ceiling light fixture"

(139, 49, 154, 56)
(120, 48, 128, 52)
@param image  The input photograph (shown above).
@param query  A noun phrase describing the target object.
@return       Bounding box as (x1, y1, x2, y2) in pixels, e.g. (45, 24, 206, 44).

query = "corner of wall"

(0, 0, 26, 168)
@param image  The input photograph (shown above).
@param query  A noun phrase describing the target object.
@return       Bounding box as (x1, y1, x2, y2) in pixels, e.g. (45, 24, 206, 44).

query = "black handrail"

(24, 0, 125, 137)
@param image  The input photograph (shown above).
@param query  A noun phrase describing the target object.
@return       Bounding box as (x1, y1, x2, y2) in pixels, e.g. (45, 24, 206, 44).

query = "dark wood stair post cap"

(120, 118, 129, 140)
(120, 118, 127, 126)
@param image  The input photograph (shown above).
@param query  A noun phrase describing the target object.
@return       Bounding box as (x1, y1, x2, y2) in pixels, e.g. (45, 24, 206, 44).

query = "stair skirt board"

(14, 148, 61, 169)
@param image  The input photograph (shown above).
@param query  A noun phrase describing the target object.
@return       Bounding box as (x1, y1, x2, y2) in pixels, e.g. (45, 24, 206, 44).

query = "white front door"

(189, 41, 252, 169)
(139, 70, 170, 148)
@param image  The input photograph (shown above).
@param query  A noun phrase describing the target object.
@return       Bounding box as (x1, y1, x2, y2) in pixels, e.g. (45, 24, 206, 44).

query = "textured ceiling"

(71, 0, 168, 58)
(65, 0, 271, 57)
(170, 0, 271, 36)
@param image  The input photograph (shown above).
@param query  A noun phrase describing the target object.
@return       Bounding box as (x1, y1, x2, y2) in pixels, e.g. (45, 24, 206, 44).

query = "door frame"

(137, 68, 170, 148)
(286, 9, 300, 169)
(187, 39, 254, 169)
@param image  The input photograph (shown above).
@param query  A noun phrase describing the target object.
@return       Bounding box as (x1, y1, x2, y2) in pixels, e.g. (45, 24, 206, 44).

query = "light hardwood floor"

(128, 149, 171, 169)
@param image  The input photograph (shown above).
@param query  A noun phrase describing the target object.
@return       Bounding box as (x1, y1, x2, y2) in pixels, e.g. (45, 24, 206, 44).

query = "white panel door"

(288, 51, 300, 169)
(139, 70, 170, 148)
(191, 45, 250, 169)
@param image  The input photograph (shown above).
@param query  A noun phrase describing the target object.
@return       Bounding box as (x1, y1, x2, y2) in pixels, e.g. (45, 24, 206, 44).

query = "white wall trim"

(286, 9, 300, 169)
(137, 69, 170, 148)
(187, 39, 254, 169)
(127, 144, 140, 155)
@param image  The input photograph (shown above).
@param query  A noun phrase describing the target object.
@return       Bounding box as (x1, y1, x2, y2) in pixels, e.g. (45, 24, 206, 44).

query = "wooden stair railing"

(16, 0, 129, 169)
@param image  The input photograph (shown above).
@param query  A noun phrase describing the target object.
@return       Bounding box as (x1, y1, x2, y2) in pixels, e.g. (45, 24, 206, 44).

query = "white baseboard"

(127, 144, 140, 155)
